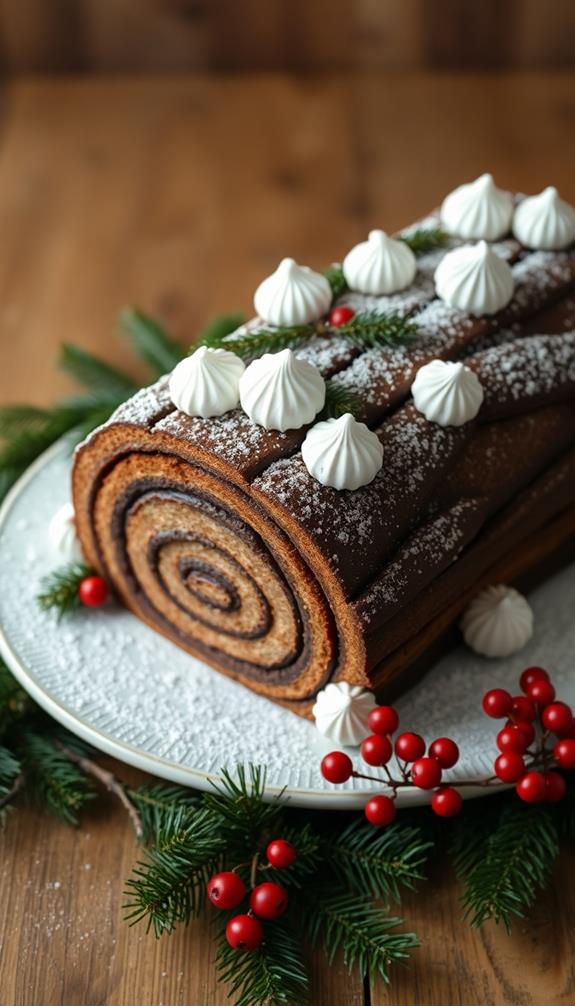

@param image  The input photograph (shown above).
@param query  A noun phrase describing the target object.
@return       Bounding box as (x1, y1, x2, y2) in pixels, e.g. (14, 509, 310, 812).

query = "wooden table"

(0, 72, 574, 1005)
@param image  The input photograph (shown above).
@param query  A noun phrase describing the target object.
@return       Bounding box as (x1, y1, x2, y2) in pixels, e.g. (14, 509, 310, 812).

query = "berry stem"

(250, 852, 259, 890)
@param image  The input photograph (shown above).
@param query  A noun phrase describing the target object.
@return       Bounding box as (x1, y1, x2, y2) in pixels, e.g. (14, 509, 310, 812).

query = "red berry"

(368, 705, 399, 737)
(395, 732, 425, 762)
(513, 720, 535, 746)
(411, 757, 442, 790)
(554, 738, 575, 770)
(516, 771, 546, 803)
(266, 839, 296, 870)
(510, 695, 536, 723)
(207, 871, 246, 910)
(544, 771, 567, 803)
(496, 725, 529, 754)
(79, 575, 108, 607)
(328, 306, 355, 327)
(527, 679, 556, 707)
(542, 702, 574, 737)
(250, 882, 288, 920)
(364, 794, 396, 827)
(361, 734, 392, 767)
(494, 752, 525, 783)
(225, 914, 263, 951)
(482, 688, 512, 719)
(321, 752, 353, 784)
(520, 666, 549, 694)
(431, 786, 463, 818)
(428, 737, 459, 769)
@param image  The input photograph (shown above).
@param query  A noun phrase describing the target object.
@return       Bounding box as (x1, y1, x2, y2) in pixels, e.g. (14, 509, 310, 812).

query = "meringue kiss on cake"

(342, 229, 416, 295)
(441, 173, 513, 241)
(434, 241, 514, 315)
(513, 187, 575, 251)
(239, 349, 325, 431)
(254, 257, 332, 327)
(411, 360, 484, 427)
(169, 347, 245, 418)
(301, 414, 383, 491)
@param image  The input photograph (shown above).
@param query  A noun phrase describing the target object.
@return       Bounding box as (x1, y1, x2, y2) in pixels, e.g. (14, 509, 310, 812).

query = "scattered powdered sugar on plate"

(0, 440, 573, 807)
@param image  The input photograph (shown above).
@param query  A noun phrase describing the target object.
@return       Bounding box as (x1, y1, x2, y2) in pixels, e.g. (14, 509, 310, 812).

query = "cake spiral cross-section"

(72, 185, 575, 714)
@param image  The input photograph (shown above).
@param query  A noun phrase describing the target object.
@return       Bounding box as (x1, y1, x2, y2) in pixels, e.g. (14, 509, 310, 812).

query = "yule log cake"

(73, 176, 575, 715)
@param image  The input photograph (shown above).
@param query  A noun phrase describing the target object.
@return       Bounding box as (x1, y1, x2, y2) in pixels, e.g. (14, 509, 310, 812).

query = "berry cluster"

(320, 666, 573, 825)
(206, 838, 296, 952)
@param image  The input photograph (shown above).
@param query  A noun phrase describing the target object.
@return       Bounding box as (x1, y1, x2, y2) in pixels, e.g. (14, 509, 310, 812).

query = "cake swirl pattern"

(73, 193, 575, 713)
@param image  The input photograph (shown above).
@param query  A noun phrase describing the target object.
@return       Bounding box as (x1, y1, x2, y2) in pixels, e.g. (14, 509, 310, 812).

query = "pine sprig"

(37, 562, 94, 620)
(216, 919, 309, 1006)
(58, 343, 138, 400)
(120, 308, 185, 377)
(400, 227, 449, 256)
(305, 888, 419, 985)
(320, 381, 362, 420)
(18, 730, 96, 825)
(197, 324, 315, 361)
(0, 657, 30, 736)
(124, 804, 227, 935)
(335, 311, 417, 351)
(328, 819, 433, 902)
(128, 782, 199, 846)
(453, 801, 559, 931)
(323, 264, 348, 300)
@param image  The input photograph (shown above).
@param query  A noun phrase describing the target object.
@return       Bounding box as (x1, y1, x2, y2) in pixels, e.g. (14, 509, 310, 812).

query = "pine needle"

(119, 307, 185, 377)
(58, 343, 138, 399)
(400, 227, 449, 256)
(18, 730, 96, 825)
(328, 819, 433, 902)
(334, 311, 417, 351)
(128, 782, 199, 845)
(37, 562, 94, 620)
(320, 381, 362, 420)
(216, 918, 309, 1006)
(196, 323, 315, 361)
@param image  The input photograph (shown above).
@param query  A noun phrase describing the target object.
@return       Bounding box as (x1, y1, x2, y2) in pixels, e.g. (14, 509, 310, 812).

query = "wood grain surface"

(0, 72, 574, 1005)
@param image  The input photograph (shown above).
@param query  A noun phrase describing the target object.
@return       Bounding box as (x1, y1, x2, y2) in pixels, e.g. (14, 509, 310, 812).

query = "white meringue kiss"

(342, 229, 416, 296)
(411, 359, 484, 427)
(239, 349, 325, 431)
(513, 186, 575, 251)
(169, 347, 245, 418)
(441, 173, 513, 241)
(48, 502, 83, 563)
(312, 682, 376, 747)
(460, 585, 534, 658)
(302, 413, 383, 491)
(254, 257, 332, 327)
(434, 240, 514, 315)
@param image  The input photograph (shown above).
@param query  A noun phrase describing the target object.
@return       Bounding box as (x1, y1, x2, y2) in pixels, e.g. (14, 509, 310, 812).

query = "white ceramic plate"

(0, 438, 573, 809)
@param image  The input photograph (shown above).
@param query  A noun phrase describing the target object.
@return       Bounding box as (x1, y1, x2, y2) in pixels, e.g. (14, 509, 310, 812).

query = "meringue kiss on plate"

(254, 257, 332, 327)
(513, 186, 575, 250)
(342, 229, 416, 296)
(239, 348, 325, 432)
(411, 359, 484, 427)
(434, 240, 514, 315)
(460, 585, 534, 658)
(312, 682, 376, 747)
(440, 173, 513, 241)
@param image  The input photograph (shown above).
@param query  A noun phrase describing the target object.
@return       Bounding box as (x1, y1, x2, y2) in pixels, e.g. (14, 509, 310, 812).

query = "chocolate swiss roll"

(73, 200, 575, 715)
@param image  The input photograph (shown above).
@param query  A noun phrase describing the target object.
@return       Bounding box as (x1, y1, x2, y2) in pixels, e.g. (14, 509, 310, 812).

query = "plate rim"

(0, 438, 501, 810)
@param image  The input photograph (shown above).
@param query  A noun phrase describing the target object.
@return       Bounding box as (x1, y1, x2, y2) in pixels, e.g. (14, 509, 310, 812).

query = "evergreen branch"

(37, 562, 94, 620)
(216, 918, 309, 1006)
(0, 745, 23, 823)
(400, 227, 449, 256)
(18, 729, 96, 825)
(58, 343, 138, 398)
(323, 264, 348, 300)
(192, 312, 247, 353)
(452, 801, 559, 932)
(319, 381, 361, 421)
(124, 804, 226, 936)
(0, 657, 30, 736)
(202, 765, 282, 845)
(119, 307, 185, 377)
(128, 782, 199, 846)
(335, 312, 417, 351)
(261, 822, 322, 890)
(54, 739, 144, 839)
(197, 324, 315, 361)
(328, 819, 433, 902)
(304, 888, 419, 985)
